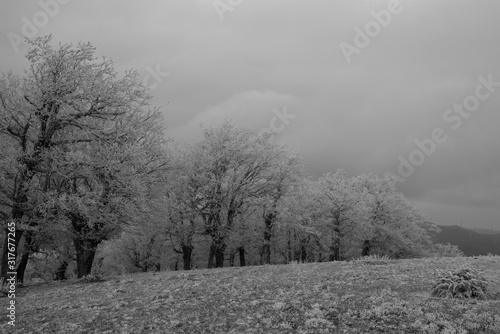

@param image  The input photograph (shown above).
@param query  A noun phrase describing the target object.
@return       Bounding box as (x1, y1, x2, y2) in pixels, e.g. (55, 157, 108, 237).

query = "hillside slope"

(2, 256, 500, 333)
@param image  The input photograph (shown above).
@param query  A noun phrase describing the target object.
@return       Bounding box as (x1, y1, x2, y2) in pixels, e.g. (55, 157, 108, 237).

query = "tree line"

(0, 37, 461, 283)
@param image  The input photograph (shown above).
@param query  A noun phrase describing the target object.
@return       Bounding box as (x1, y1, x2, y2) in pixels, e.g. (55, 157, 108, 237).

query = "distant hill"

(433, 224, 500, 256)
(466, 227, 500, 235)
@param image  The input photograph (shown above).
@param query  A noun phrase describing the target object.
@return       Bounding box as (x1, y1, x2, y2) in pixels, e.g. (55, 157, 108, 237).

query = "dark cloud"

(2, 0, 498, 229)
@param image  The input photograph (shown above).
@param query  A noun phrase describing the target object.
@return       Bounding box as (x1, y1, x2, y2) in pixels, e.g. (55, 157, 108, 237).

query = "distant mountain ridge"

(433, 224, 500, 256)
(464, 227, 500, 235)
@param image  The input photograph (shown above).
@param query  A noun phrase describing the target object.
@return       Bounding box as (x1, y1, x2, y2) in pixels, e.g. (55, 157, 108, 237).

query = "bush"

(431, 268, 489, 300)
(430, 243, 464, 258)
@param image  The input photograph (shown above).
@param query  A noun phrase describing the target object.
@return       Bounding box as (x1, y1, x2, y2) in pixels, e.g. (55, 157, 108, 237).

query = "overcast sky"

(1, 0, 499, 230)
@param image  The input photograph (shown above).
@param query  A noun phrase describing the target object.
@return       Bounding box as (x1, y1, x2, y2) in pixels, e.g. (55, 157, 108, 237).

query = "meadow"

(2, 256, 499, 333)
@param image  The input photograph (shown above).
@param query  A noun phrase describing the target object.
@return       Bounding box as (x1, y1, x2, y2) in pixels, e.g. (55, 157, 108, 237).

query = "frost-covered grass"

(2, 256, 500, 333)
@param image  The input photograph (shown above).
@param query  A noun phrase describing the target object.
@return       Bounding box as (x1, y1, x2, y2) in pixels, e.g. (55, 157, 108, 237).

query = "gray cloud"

(1, 0, 498, 230)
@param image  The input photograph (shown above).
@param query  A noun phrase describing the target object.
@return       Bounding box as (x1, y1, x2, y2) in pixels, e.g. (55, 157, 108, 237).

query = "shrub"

(430, 243, 464, 258)
(431, 268, 489, 300)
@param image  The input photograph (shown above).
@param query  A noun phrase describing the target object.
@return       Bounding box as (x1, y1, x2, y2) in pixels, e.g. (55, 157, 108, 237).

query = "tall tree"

(311, 170, 369, 261)
(353, 174, 432, 258)
(184, 122, 297, 268)
(161, 148, 204, 271)
(0, 36, 169, 280)
(272, 179, 320, 263)
(259, 149, 302, 264)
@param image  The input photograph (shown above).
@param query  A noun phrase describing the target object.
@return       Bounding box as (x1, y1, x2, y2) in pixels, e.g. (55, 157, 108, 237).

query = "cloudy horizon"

(2, 0, 499, 230)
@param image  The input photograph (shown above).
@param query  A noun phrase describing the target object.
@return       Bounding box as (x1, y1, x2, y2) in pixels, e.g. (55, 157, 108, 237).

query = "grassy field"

(2, 256, 499, 333)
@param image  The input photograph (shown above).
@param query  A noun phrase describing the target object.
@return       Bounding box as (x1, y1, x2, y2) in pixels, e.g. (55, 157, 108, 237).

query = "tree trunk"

(16, 230, 34, 284)
(300, 244, 307, 263)
(74, 238, 98, 278)
(329, 224, 342, 261)
(293, 233, 301, 263)
(215, 243, 225, 268)
(208, 243, 216, 269)
(229, 250, 235, 267)
(261, 213, 275, 265)
(261, 239, 271, 264)
(16, 252, 29, 284)
(55, 261, 69, 280)
(182, 244, 193, 270)
(0, 228, 24, 282)
(287, 230, 292, 264)
(294, 250, 300, 262)
(329, 245, 341, 261)
(238, 247, 246, 267)
(362, 240, 372, 256)
(1, 163, 39, 282)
